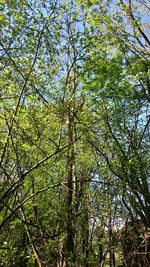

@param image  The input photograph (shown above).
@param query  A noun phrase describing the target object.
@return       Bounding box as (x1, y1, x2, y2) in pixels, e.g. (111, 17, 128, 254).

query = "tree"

(0, 0, 149, 266)
(78, 0, 150, 226)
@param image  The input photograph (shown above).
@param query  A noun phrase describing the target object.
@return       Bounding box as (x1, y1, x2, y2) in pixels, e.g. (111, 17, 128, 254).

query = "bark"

(65, 103, 75, 265)
(108, 216, 116, 267)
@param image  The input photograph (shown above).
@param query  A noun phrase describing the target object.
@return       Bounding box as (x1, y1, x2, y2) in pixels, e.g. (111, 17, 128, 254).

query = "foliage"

(0, 0, 149, 266)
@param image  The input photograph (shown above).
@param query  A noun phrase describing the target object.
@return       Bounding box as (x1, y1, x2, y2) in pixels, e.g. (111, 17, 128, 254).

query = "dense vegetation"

(0, 0, 149, 266)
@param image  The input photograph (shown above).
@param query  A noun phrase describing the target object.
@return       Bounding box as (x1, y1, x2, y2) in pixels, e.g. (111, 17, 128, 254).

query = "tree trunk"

(108, 216, 115, 267)
(65, 103, 75, 265)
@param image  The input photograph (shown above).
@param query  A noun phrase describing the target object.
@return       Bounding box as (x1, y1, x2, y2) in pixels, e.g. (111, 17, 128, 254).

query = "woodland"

(0, 0, 150, 266)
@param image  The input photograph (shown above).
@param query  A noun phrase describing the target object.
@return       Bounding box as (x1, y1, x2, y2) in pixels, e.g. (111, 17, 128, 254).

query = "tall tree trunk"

(99, 228, 106, 267)
(65, 103, 75, 266)
(108, 216, 115, 267)
(82, 211, 89, 267)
